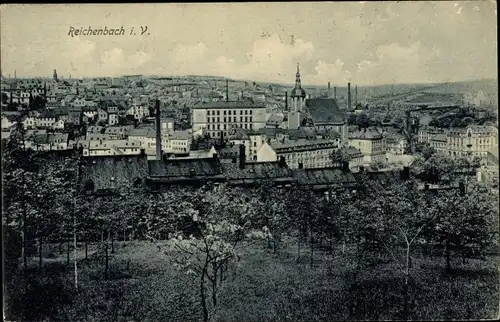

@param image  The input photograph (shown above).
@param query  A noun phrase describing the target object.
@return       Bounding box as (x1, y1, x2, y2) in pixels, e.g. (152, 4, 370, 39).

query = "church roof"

(305, 98, 345, 123)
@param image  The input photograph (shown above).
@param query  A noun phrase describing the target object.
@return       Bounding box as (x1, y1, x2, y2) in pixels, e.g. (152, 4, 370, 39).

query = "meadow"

(5, 237, 499, 321)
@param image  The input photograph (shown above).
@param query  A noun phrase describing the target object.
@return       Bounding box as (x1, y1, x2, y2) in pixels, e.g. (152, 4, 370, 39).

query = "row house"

(24, 131, 69, 151)
(81, 139, 142, 157)
(126, 103, 150, 120)
(23, 111, 65, 130)
(104, 125, 134, 140)
(257, 138, 340, 169)
(72, 97, 97, 108)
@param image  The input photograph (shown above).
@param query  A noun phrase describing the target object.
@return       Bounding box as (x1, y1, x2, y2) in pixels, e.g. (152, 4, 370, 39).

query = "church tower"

(53, 69, 58, 82)
(288, 63, 306, 130)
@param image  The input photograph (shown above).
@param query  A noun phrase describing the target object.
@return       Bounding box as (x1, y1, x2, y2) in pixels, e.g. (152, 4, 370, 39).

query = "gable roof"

(222, 162, 293, 182)
(81, 154, 149, 191)
(148, 157, 223, 178)
(305, 98, 346, 123)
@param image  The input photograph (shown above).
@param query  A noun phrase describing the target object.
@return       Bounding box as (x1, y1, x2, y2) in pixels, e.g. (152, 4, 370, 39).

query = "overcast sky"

(1, 2, 497, 86)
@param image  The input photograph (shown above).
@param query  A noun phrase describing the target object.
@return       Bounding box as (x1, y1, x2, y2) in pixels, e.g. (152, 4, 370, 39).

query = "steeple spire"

(295, 62, 301, 88)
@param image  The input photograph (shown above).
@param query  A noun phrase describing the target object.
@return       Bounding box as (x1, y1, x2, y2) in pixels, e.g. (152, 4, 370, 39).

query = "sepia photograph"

(1, 2, 499, 321)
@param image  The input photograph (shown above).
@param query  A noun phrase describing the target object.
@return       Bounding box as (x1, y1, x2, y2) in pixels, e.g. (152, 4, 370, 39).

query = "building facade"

(257, 138, 340, 169)
(348, 128, 387, 165)
(191, 101, 267, 140)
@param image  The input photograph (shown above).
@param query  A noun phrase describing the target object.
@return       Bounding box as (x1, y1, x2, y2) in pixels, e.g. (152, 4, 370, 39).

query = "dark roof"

(148, 157, 223, 178)
(38, 109, 56, 119)
(354, 171, 403, 188)
(192, 101, 265, 109)
(292, 167, 357, 187)
(217, 145, 240, 159)
(222, 162, 293, 182)
(81, 155, 149, 191)
(305, 98, 346, 123)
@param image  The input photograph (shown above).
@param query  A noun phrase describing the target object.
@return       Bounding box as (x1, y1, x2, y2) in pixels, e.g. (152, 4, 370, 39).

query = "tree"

(414, 143, 436, 160)
(253, 183, 289, 254)
(356, 113, 370, 129)
(411, 153, 455, 184)
(2, 127, 43, 270)
(330, 149, 350, 169)
(171, 184, 265, 322)
(28, 95, 46, 110)
(431, 184, 498, 272)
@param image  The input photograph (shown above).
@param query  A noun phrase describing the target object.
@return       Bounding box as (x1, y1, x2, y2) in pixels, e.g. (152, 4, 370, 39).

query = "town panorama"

(2, 2, 498, 321)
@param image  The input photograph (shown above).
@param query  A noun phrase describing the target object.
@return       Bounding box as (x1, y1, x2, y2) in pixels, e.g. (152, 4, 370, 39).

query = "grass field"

(4, 238, 500, 321)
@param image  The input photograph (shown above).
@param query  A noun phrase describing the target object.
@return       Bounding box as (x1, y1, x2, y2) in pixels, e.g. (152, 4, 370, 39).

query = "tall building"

(288, 63, 306, 130)
(191, 101, 267, 140)
(53, 69, 58, 82)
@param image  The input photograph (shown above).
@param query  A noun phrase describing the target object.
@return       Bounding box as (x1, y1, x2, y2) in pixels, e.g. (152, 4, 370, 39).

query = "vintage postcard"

(1, 2, 498, 321)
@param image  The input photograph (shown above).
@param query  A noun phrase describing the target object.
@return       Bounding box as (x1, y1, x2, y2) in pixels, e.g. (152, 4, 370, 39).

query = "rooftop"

(305, 98, 346, 124)
(271, 138, 339, 152)
(192, 101, 266, 110)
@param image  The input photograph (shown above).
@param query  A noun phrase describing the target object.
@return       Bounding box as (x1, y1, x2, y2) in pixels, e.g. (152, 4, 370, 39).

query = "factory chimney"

(226, 79, 229, 102)
(355, 85, 358, 106)
(285, 92, 288, 111)
(328, 82, 331, 98)
(334, 86, 337, 100)
(155, 99, 162, 161)
(239, 144, 246, 169)
(347, 82, 351, 110)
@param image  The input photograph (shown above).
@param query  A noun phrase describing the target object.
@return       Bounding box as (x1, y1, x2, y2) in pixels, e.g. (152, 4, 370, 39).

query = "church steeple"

(295, 62, 302, 88)
(291, 62, 306, 99)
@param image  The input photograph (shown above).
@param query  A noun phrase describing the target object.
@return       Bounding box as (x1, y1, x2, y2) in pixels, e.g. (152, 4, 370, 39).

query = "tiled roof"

(271, 138, 339, 153)
(305, 98, 346, 123)
(148, 157, 223, 178)
(266, 113, 285, 125)
(170, 130, 191, 140)
(128, 128, 151, 137)
(342, 146, 363, 157)
(217, 145, 239, 159)
(349, 128, 383, 140)
(292, 167, 357, 187)
(48, 133, 68, 144)
(81, 155, 149, 191)
(431, 134, 447, 142)
(222, 162, 293, 181)
(228, 128, 249, 140)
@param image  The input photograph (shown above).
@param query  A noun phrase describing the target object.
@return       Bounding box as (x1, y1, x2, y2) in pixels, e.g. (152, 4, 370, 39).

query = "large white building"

(428, 125, 499, 164)
(191, 101, 267, 140)
(257, 138, 340, 169)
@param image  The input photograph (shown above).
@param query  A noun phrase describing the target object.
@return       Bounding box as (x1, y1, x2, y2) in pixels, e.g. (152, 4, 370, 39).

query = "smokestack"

(226, 79, 229, 102)
(328, 82, 331, 97)
(334, 86, 337, 100)
(355, 85, 358, 106)
(285, 92, 288, 111)
(155, 99, 162, 161)
(348, 82, 351, 110)
(239, 144, 246, 169)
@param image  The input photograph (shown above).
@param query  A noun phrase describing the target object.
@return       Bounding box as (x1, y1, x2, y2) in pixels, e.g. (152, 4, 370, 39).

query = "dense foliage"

(2, 136, 499, 321)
